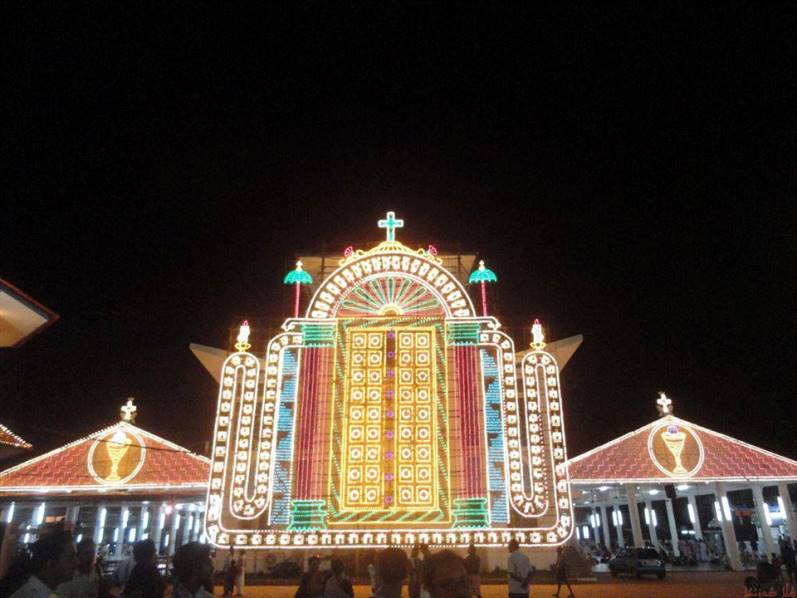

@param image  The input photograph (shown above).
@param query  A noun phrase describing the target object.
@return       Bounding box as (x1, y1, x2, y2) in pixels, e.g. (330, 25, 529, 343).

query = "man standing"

(781, 539, 796, 585)
(507, 540, 533, 598)
(172, 543, 214, 598)
(12, 532, 76, 598)
(56, 539, 101, 598)
(463, 545, 481, 598)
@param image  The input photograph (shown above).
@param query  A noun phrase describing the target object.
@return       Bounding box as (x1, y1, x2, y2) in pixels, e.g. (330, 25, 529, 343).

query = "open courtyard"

(244, 571, 752, 598)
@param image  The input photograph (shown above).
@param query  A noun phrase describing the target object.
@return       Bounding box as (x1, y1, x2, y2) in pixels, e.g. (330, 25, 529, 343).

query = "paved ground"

(243, 571, 751, 597)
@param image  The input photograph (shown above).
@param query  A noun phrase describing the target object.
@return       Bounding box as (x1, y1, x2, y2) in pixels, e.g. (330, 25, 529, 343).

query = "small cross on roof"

(656, 391, 673, 416)
(120, 397, 137, 422)
(378, 211, 404, 242)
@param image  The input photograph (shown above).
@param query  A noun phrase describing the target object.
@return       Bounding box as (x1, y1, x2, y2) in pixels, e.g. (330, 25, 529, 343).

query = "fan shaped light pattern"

(337, 277, 445, 317)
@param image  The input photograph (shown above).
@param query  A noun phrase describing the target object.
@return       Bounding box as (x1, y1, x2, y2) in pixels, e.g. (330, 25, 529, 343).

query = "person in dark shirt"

(123, 540, 164, 598)
(552, 545, 575, 598)
(781, 540, 796, 585)
(463, 545, 481, 598)
(294, 556, 320, 598)
(422, 550, 472, 598)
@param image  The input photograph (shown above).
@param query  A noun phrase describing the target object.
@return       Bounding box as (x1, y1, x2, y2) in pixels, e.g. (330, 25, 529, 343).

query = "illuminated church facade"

(205, 213, 574, 550)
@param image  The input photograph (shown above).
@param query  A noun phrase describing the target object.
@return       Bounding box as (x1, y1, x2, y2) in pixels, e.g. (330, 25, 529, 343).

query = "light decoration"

(5, 502, 14, 523)
(35, 502, 45, 525)
(721, 496, 732, 521)
(128, 528, 136, 543)
(205, 214, 573, 549)
(776, 496, 786, 520)
(656, 391, 673, 416)
(120, 398, 137, 422)
(687, 503, 696, 524)
(377, 211, 404, 242)
(97, 507, 107, 543)
(284, 262, 313, 318)
(714, 500, 723, 523)
(646, 417, 705, 479)
(468, 260, 497, 317)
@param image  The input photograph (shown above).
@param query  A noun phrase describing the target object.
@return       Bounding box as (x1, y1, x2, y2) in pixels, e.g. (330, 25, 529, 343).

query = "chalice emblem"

(105, 429, 131, 481)
(661, 424, 687, 474)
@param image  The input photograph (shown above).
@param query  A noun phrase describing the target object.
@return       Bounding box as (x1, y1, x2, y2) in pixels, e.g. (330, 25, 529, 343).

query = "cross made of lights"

(378, 211, 404, 242)
(121, 397, 137, 422)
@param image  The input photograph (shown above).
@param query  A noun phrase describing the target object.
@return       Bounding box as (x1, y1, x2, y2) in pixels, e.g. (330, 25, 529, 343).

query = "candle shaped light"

(468, 260, 498, 317)
(283, 260, 313, 318)
(235, 320, 251, 352)
(531, 318, 546, 350)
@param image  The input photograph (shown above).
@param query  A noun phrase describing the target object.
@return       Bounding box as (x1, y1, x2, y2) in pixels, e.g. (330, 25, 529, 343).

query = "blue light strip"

(481, 349, 508, 524)
(271, 348, 298, 525)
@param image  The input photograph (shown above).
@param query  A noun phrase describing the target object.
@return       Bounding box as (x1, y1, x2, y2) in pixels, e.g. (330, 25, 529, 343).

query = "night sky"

(2, 6, 795, 462)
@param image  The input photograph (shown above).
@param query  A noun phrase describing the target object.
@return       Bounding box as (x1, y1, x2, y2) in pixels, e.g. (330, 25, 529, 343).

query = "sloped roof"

(566, 415, 797, 484)
(0, 420, 209, 496)
(0, 422, 32, 450)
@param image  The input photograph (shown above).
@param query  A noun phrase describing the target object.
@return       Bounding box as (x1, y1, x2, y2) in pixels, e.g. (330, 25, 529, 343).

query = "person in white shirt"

(506, 540, 533, 598)
(12, 532, 76, 598)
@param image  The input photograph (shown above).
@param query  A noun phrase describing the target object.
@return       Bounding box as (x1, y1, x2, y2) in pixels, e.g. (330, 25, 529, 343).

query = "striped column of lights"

(384, 329, 396, 508)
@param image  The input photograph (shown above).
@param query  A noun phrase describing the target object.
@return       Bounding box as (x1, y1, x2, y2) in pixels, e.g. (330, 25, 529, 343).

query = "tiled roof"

(0, 421, 209, 495)
(567, 415, 797, 483)
(0, 422, 32, 449)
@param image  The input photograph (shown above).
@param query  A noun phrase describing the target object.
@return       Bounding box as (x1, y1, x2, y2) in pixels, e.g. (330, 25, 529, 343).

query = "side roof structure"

(0, 422, 32, 450)
(0, 401, 209, 497)
(566, 405, 797, 484)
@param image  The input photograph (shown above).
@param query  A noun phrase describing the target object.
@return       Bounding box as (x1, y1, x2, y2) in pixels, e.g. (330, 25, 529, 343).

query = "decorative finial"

(531, 319, 546, 350)
(120, 397, 137, 422)
(235, 320, 251, 352)
(377, 211, 404, 242)
(284, 261, 314, 318)
(468, 259, 498, 317)
(656, 391, 673, 416)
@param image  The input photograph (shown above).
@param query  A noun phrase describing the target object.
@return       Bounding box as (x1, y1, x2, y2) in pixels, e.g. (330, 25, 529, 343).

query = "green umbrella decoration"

(284, 260, 313, 317)
(468, 259, 498, 316)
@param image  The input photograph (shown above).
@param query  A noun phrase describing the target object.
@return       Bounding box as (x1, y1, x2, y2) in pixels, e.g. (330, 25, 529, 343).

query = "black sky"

(2, 5, 796, 461)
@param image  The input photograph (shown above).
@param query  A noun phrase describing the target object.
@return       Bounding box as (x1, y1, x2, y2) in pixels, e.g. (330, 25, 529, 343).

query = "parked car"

(608, 547, 666, 579)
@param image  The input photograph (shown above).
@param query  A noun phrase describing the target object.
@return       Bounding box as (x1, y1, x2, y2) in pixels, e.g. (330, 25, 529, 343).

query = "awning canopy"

(0, 278, 59, 347)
